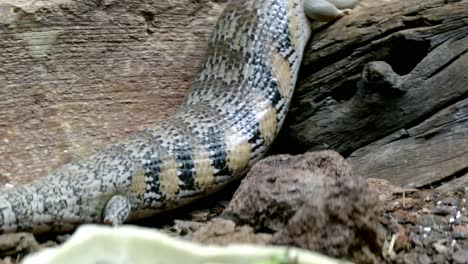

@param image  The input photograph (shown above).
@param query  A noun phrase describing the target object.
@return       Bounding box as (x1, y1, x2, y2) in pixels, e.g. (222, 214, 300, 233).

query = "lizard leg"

(304, 0, 358, 22)
(103, 195, 131, 226)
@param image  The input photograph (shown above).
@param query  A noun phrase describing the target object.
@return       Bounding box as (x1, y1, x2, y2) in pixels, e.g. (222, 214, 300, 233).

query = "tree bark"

(0, 0, 467, 188)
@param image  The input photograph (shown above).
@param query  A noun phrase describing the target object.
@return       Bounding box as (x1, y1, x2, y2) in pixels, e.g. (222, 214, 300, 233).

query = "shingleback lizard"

(0, 0, 360, 234)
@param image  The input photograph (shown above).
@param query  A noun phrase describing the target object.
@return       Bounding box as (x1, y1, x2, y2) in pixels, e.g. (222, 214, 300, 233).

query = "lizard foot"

(341, 8, 354, 15)
(103, 195, 131, 226)
(304, 0, 359, 21)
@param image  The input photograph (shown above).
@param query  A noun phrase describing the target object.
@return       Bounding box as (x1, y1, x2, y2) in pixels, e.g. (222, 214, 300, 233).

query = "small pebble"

(410, 232, 423, 247)
(55, 234, 71, 244)
(454, 233, 468, 239)
(381, 188, 467, 263)
(451, 239, 457, 247)
(442, 197, 459, 206)
(434, 254, 447, 264)
(452, 250, 468, 264)
(418, 253, 431, 264)
(433, 241, 448, 254)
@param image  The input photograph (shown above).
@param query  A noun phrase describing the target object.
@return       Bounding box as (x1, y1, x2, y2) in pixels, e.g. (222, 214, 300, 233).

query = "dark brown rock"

(271, 169, 384, 263)
(365, 178, 405, 202)
(222, 151, 352, 232)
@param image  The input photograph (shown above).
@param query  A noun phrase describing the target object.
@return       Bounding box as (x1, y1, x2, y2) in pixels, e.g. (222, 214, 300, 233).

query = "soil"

(380, 187, 468, 264)
(0, 183, 466, 264)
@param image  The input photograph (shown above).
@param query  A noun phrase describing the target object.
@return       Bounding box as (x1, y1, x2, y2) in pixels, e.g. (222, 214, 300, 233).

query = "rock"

(433, 240, 449, 255)
(417, 254, 431, 264)
(433, 254, 447, 264)
(394, 224, 410, 252)
(379, 187, 468, 263)
(453, 224, 468, 240)
(222, 151, 351, 232)
(0, 233, 40, 257)
(272, 169, 384, 263)
(431, 206, 453, 216)
(165, 220, 205, 238)
(191, 219, 272, 246)
(409, 232, 423, 248)
(402, 252, 418, 264)
(452, 250, 468, 264)
(419, 214, 448, 229)
(364, 178, 405, 202)
(220, 151, 383, 263)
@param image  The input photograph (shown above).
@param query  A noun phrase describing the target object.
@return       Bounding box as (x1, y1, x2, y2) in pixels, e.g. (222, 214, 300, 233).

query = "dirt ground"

(380, 187, 468, 263)
(0, 179, 466, 264)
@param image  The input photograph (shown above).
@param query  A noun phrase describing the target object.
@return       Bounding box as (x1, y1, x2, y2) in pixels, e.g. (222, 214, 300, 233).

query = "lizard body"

(0, 0, 359, 234)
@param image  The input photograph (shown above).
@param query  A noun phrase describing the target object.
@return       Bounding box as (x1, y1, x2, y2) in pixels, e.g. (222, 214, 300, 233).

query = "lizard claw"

(341, 8, 354, 15)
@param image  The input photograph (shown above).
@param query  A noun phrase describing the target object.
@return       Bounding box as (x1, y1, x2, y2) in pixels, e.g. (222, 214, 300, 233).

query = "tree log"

(275, 0, 468, 187)
(276, 0, 468, 187)
(1, 0, 467, 188)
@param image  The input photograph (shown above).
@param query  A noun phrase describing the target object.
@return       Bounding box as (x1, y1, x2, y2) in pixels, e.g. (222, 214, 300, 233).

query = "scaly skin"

(0, 0, 359, 234)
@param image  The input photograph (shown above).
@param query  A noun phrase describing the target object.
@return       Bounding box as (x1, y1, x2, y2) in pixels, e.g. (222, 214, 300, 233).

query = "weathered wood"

(437, 172, 468, 192)
(273, 0, 468, 187)
(350, 98, 468, 187)
(279, 0, 468, 152)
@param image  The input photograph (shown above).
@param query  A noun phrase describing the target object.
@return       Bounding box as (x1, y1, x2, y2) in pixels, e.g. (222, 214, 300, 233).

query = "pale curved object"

(22, 225, 351, 264)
